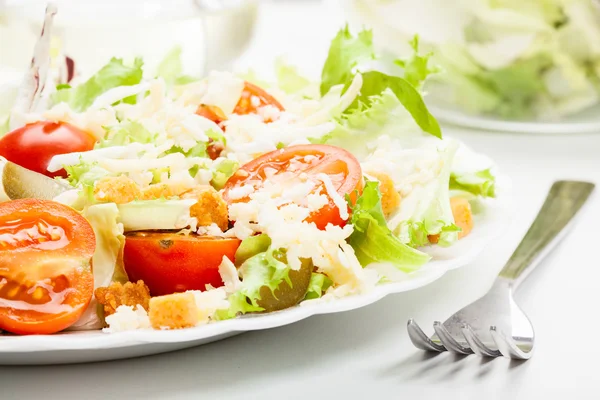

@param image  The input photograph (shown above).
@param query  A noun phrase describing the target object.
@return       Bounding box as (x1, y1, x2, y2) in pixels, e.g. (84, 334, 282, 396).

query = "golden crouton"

(149, 292, 199, 330)
(95, 280, 151, 317)
(181, 186, 229, 231)
(94, 175, 141, 204)
(140, 183, 191, 200)
(368, 171, 401, 217)
(428, 197, 474, 244)
(450, 197, 473, 239)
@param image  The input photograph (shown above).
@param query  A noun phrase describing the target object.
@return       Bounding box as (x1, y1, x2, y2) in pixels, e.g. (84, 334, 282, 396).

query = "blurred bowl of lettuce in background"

(342, 0, 600, 132)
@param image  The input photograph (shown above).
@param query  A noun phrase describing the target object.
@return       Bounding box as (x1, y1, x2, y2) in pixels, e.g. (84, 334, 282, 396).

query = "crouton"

(428, 197, 474, 244)
(181, 186, 229, 231)
(148, 292, 199, 330)
(95, 280, 151, 317)
(94, 175, 141, 204)
(367, 171, 401, 217)
(450, 197, 473, 239)
(140, 183, 191, 200)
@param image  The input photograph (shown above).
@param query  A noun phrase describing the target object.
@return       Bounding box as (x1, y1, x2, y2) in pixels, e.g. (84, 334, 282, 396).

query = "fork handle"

(497, 180, 595, 289)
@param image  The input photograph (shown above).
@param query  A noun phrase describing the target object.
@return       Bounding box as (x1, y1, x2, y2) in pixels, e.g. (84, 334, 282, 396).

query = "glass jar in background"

(0, 0, 258, 78)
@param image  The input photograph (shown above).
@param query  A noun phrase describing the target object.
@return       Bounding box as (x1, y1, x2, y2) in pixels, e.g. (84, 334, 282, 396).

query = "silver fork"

(408, 180, 595, 359)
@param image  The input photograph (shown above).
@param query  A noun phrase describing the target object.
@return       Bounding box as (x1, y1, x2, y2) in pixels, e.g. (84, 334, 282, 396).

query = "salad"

(0, 7, 498, 335)
(346, 0, 600, 119)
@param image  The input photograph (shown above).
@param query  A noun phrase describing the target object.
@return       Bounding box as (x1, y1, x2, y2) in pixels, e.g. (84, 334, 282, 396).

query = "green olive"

(257, 258, 313, 312)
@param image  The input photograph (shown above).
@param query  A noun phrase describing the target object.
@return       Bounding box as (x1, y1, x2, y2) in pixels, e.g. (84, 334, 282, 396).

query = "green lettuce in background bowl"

(343, 0, 600, 121)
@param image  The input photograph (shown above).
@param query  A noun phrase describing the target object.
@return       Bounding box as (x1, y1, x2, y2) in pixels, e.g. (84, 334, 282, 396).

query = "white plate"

(427, 101, 600, 135)
(0, 178, 513, 365)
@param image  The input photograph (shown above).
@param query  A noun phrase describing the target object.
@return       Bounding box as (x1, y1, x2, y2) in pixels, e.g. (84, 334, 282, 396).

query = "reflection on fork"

(408, 180, 595, 360)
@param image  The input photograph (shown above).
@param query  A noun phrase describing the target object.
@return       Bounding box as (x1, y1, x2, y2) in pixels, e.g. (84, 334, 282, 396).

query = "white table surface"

(2, 1, 600, 399)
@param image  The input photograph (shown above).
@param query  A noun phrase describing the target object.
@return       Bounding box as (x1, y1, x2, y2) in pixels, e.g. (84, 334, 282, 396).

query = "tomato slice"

(0, 121, 96, 178)
(234, 81, 284, 117)
(196, 104, 228, 126)
(123, 232, 241, 296)
(222, 144, 363, 230)
(0, 199, 96, 335)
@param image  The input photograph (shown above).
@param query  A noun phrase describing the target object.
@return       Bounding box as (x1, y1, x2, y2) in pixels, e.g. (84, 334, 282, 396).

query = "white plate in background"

(427, 101, 600, 135)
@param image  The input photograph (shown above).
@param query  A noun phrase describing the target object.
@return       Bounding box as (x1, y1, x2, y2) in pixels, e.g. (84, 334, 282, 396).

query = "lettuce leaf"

(320, 26, 375, 96)
(391, 140, 460, 247)
(64, 158, 110, 188)
(275, 58, 313, 95)
(449, 168, 496, 198)
(211, 159, 239, 190)
(394, 36, 440, 90)
(347, 70, 441, 138)
(117, 199, 197, 231)
(166, 141, 208, 177)
(156, 46, 197, 85)
(304, 272, 333, 300)
(479, 55, 552, 118)
(96, 120, 157, 148)
(218, 248, 291, 319)
(347, 180, 431, 272)
(68, 203, 127, 330)
(319, 26, 441, 138)
(51, 57, 144, 111)
(157, 46, 183, 85)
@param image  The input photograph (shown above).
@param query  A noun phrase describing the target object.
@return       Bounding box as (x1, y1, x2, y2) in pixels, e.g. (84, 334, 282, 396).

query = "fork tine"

(490, 326, 533, 360)
(433, 321, 473, 355)
(461, 324, 502, 358)
(407, 319, 446, 352)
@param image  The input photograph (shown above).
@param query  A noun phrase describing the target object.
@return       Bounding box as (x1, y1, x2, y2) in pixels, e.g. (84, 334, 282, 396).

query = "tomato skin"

(0, 121, 96, 178)
(0, 199, 96, 335)
(123, 233, 241, 296)
(223, 144, 363, 230)
(233, 81, 284, 116)
(196, 104, 227, 126)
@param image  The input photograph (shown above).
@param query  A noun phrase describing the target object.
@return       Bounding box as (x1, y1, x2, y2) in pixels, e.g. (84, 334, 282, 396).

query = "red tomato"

(123, 233, 241, 296)
(234, 81, 284, 116)
(0, 199, 96, 335)
(196, 104, 228, 126)
(0, 121, 96, 178)
(222, 144, 363, 230)
(196, 82, 284, 124)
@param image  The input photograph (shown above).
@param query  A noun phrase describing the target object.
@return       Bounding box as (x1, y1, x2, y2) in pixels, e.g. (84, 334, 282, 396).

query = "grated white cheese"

(218, 256, 242, 294)
(191, 288, 230, 325)
(227, 184, 256, 201)
(103, 305, 151, 333)
(306, 193, 329, 212)
(200, 71, 245, 113)
(228, 179, 380, 290)
(316, 173, 349, 221)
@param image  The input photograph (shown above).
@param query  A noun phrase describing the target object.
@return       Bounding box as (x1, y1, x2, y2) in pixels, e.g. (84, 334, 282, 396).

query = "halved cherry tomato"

(123, 233, 241, 296)
(196, 104, 228, 126)
(234, 81, 285, 116)
(0, 121, 96, 178)
(0, 199, 96, 335)
(222, 144, 363, 230)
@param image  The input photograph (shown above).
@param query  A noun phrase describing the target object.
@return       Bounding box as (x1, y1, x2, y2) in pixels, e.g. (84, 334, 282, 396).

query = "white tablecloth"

(2, 1, 599, 398)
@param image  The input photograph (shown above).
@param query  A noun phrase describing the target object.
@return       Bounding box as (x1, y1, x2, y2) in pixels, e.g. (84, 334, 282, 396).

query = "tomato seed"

(31, 287, 44, 300)
(7, 285, 19, 298)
